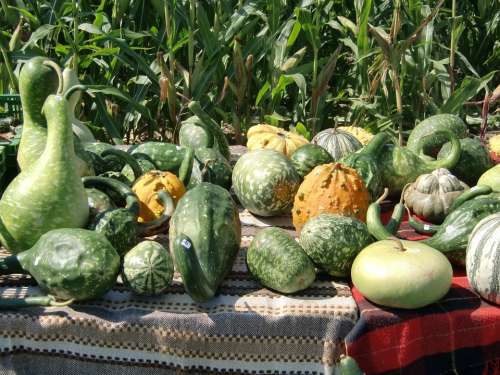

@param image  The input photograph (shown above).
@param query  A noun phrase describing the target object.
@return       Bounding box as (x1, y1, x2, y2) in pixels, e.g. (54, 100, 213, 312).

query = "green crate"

(0, 95, 22, 120)
(0, 146, 6, 180)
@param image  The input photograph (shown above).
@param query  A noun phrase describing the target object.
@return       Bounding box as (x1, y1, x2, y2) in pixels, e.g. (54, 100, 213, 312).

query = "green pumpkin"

(122, 241, 174, 295)
(170, 183, 241, 302)
(290, 144, 333, 178)
(247, 227, 315, 294)
(188, 147, 232, 190)
(299, 214, 372, 277)
(437, 137, 493, 186)
(232, 149, 301, 216)
(312, 128, 362, 161)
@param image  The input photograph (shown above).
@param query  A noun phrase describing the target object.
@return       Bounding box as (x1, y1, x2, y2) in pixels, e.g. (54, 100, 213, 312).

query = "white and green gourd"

(311, 128, 363, 161)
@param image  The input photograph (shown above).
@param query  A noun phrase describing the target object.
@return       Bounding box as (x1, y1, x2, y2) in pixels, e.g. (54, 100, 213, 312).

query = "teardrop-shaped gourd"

(132, 170, 186, 222)
(292, 163, 370, 233)
(246, 124, 309, 157)
(17, 58, 93, 176)
(0, 93, 89, 253)
(404, 168, 468, 223)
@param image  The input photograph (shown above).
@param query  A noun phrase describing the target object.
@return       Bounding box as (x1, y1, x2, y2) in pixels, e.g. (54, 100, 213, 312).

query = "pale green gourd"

(0, 83, 89, 254)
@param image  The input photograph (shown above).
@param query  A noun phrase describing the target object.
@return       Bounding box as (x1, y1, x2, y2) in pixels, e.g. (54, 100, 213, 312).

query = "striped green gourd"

(170, 183, 241, 302)
(311, 128, 362, 161)
(290, 144, 333, 178)
(466, 213, 500, 305)
(247, 227, 315, 294)
(299, 214, 372, 277)
(232, 149, 301, 216)
(122, 241, 174, 295)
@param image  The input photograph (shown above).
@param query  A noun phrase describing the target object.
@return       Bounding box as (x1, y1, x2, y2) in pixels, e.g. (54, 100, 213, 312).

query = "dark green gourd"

(290, 144, 333, 178)
(170, 183, 241, 302)
(0, 229, 120, 308)
(188, 147, 232, 190)
(0, 89, 89, 253)
(17, 58, 93, 177)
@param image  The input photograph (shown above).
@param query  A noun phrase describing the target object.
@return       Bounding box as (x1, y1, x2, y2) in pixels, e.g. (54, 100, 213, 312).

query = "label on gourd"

(424, 224, 431, 231)
(181, 239, 191, 249)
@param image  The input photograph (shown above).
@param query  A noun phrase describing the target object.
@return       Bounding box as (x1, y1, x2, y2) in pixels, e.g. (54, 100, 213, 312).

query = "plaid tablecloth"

(0, 209, 358, 375)
(345, 210, 500, 375)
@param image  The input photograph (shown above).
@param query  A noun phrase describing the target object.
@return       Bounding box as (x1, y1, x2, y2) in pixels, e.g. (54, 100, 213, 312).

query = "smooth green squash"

(0, 229, 120, 308)
(0, 86, 89, 253)
(17, 58, 93, 177)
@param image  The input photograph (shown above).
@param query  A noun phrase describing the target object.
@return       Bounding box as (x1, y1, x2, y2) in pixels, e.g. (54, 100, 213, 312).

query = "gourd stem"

(64, 84, 87, 101)
(137, 190, 175, 236)
(418, 130, 461, 171)
(448, 185, 492, 213)
(362, 132, 389, 155)
(390, 238, 406, 252)
(400, 183, 411, 204)
(0, 255, 25, 275)
(178, 147, 194, 186)
(101, 148, 143, 181)
(376, 188, 389, 204)
(43, 60, 64, 94)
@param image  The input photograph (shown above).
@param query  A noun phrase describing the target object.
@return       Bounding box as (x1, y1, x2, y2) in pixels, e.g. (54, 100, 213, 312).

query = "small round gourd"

(299, 214, 372, 277)
(232, 149, 301, 216)
(122, 241, 174, 295)
(290, 144, 333, 178)
(466, 213, 500, 305)
(132, 170, 186, 222)
(404, 168, 468, 223)
(337, 126, 373, 145)
(246, 124, 308, 157)
(292, 163, 370, 232)
(311, 128, 362, 161)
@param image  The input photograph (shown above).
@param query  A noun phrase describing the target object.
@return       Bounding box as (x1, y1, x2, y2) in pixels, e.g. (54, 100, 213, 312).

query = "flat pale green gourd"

(0, 89, 89, 254)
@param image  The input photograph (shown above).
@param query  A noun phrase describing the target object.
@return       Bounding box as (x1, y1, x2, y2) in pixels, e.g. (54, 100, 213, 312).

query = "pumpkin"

(337, 126, 373, 145)
(132, 171, 186, 222)
(292, 163, 370, 232)
(311, 128, 362, 160)
(246, 124, 308, 157)
(466, 213, 500, 305)
(404, 168, 469, 223)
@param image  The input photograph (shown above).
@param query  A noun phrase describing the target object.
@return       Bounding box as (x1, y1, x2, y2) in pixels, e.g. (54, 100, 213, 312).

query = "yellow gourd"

(489, 134, 500, 157)
(337, 126, 374, 145)
(246, 124, 308, 157)
(132, 171, 185, 222)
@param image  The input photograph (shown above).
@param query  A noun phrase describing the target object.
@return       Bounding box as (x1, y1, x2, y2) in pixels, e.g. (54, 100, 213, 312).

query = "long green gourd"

(0, 229, 120, 308)
(0, 80, 89, 254)
(17, 57, 93, 177)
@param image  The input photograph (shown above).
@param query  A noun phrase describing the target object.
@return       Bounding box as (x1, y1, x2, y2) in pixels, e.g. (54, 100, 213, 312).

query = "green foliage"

(0, 0, 498, 143)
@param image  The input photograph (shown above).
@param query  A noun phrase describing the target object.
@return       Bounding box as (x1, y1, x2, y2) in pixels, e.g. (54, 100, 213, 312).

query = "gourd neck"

(362, 132, 389, 155)
(418, 130, 461, 172)
(43, 95, 76, 162)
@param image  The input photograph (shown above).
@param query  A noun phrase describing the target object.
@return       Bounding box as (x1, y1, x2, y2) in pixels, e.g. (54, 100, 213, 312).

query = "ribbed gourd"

(132, 171, 186, 222)
(246, 124, 309, 157)
(312, 128, 362, 161)
(292, 163, 370, 232)
(337, 126, 373, 145)
(0, 85, 89, 253)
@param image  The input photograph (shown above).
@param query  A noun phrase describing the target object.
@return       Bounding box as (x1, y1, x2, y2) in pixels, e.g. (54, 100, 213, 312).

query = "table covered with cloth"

(0, 210, 357, 375)
(345, 209, 500, 375)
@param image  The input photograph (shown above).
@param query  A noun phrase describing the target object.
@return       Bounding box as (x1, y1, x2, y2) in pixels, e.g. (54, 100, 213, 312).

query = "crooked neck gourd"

(17, 58, 93, 176)
(0, 82, 89, 253)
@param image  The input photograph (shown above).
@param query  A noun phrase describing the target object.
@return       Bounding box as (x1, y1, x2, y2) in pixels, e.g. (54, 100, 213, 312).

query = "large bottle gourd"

(16, 57, 93, 176)
(0, 84, 89, 253)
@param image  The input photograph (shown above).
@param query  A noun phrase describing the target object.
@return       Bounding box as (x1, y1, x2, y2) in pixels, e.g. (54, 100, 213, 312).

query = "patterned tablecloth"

(0, 209, 358, 375)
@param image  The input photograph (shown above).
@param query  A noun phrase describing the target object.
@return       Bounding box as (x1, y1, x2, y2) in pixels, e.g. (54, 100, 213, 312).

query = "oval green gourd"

(170, 183, 241, 302)
(179, 117, 214, 149)
(122, 241, 174, 295)
(188, 147, 232, 190)
(407, 114, 467, 155)
(0, 229, 120, 307)
(0, 91, 89, 253)
(232, 149, 301, 216)
(299, 214, 372, 277)
(477, 164, 500, 192)
(247, 227, 315, 294)
(290, 144, 333, 178)
(17, 58, 93, 177)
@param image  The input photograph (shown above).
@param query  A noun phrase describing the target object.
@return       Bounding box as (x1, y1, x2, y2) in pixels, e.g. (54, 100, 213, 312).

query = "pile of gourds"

(0, 56, 499, 316)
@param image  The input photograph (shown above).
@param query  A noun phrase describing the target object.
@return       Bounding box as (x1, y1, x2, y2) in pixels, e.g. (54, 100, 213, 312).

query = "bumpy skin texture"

(247, 227, 315, 294)
(169, 183, 241, 302)
(92, 208, 137, 256)
(437, 137, 493, 186)
(129, 142, 188, 173)
(17, 58, 93, 177)
(423, 193, 500, 264)
(132, 171, 185, 222)
(299, 214, 372, 277)
(122, 240, 174, 295)
(351, 239, 452, 309)
(478, 164, 500, 192)
(466, 213, 500, 305)
(292, 163, 370, 233)
(246, 124, 309, 157)
(232, 149, 301, 216)
(407, 114, 467, 155)
(404, 168, 468, 223)
(18, 229, 120, 301)
(0, 95, 89, 253)
(188, 148, 232, 190)
(337, 126, 374, 145)
(311, 129, 362, 161)
(290, 144, 333, 178)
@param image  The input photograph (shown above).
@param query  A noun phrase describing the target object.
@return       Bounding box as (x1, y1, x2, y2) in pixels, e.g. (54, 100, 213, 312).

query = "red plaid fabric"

(346, 207, 500, 375)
